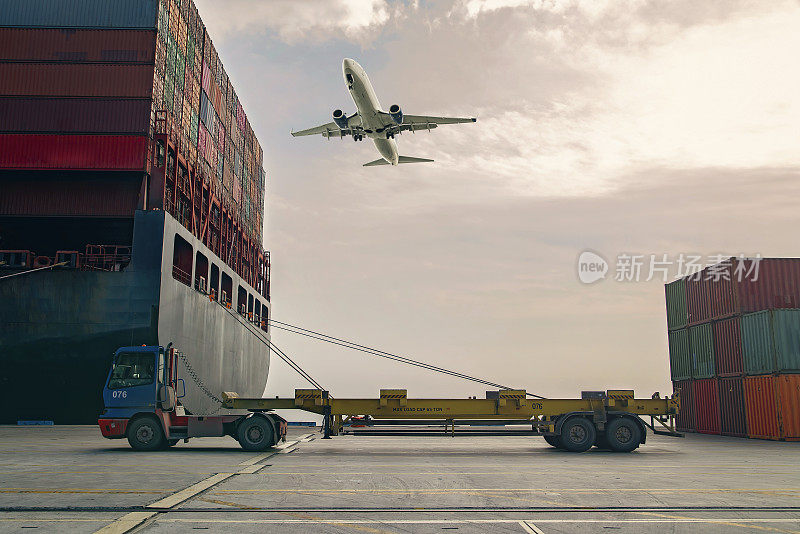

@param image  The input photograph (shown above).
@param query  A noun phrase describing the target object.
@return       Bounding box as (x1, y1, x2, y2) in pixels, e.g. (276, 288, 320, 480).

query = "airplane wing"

(291, 113, 361, 137)
(401, 114, 476, 126)
(377, 113, 476, 133)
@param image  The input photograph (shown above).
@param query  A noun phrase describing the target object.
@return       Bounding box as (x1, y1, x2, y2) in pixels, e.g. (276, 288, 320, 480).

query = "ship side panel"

(156, 212, 269, 415)
(0, 212, 164, 423)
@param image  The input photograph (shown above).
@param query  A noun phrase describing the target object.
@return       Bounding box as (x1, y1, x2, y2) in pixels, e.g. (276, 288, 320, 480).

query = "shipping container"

(0, 97, 150, 134)
(713, 316, 743, 377)
(686, 275, 712, 325)
(0, 63, 154, 97)
(718, 376, 747, 437)
(741, 310, 774, 375)
(665, 278, 687, 330)
(673, 379, 694, 432)
(689, 323, 714, 378)
(0, 173, 143, 217)
(776, 374, 800, 440)
(770, 310, 800, 373)
(0, 134, 148, 170)
(742, 309, 800, 375)
(736, 258, 800, 313)
(693, 378, 720, 434)
(706, 259, 738, 319)
(0, 0, 159, 29)
(0, 28, 155, 63)
(743, 375, 781, 440)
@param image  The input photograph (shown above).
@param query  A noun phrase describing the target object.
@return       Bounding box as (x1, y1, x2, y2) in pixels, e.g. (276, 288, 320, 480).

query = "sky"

(193, 0, 800, 403)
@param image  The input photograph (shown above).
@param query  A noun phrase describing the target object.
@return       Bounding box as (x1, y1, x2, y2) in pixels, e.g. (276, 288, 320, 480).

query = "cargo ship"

(0, 0, 271, 423)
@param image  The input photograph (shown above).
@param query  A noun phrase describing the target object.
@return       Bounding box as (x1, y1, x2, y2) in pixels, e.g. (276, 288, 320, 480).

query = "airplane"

(291, 58, 476, 166)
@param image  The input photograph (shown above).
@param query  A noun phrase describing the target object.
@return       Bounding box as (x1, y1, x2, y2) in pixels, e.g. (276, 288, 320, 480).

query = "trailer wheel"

(605, 417, 642, 453)
(237, 416, 275, 451)
(127, 417, 165, 451)
(543, 435, 562, 448)
(559, 417, 596, 452)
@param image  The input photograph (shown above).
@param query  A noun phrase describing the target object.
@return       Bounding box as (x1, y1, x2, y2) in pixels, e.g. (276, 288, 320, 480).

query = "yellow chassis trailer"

(223, 388, 682, 453)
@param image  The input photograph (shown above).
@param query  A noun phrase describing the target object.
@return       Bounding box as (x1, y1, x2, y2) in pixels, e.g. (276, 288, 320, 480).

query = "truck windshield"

(108, 352, 155, 389)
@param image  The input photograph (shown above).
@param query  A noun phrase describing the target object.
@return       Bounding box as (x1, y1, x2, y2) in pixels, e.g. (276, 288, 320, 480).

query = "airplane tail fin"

(363, 158, 390, 166)
(363, 156, 434, 167)
(398, 156, 434, 164)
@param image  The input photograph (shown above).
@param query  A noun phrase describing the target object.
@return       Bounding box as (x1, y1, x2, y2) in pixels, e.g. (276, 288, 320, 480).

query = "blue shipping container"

(0, 0, 158, 29)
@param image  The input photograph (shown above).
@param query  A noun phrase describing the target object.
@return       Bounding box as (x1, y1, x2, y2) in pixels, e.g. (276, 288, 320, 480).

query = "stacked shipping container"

(666, 258, 800, 440)
(0, 0, 266, 256)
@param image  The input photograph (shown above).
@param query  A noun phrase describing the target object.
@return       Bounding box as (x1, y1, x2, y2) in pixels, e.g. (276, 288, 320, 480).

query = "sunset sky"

(194, 0, 800, 401)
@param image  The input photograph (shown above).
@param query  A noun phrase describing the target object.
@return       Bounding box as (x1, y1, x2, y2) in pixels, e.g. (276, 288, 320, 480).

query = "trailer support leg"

(322, 406, 332, 439)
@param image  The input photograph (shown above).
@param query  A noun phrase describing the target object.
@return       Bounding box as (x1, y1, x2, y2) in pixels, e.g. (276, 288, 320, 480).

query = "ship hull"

(0, 210, 270, 424)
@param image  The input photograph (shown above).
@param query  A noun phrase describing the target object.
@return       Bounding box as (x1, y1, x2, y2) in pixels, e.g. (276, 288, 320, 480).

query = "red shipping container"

(736, 258, 800, 313)
(0, 174, 142, 217)
(707, 259, 738, 319)
(0, 97, 150, 134)
(743, 375, 781, 440)
(718, 376, 747, 437)
(0, 134, 147, 170)
(687, 275, 712, 325)
(673, 379, 694, 432)
(0, 63, 154, 97)
(0, 28, 155, 63)
(712, 316, 743, 376)
(693, 378, 720, 434)
(777, 374, 800, 441)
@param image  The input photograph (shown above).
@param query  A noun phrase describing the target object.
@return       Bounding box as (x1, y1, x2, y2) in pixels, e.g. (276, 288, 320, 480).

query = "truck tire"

(237, 416, 275, 451)
(543, 435, 562, 448)
(605, 416, 642, 452)
(559, 417, 596, 453)
(127, 417, 165, 451)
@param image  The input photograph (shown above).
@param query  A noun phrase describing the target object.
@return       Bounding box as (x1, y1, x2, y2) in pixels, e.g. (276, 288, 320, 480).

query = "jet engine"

(332, 109, 349, 129)
(388, 104, 403, 125)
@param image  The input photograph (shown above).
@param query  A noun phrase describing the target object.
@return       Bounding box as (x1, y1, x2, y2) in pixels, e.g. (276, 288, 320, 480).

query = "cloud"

(194, 0, 392, 43)
(376, 0, 800, 197)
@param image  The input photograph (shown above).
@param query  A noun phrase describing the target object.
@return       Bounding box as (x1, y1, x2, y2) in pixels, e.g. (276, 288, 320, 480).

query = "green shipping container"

(668, 329, 691, 381)
(741, 309, 800, 375)
(665, 278, 688, 330)
(689, 323, 714, 378)
(190, 111, 198, 145)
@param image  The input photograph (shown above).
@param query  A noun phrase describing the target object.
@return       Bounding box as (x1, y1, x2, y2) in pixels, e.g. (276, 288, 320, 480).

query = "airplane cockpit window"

(346, 73, 354, 84)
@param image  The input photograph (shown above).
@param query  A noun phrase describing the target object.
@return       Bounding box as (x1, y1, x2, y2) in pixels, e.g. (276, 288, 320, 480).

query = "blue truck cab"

(98, 345, 286, 451)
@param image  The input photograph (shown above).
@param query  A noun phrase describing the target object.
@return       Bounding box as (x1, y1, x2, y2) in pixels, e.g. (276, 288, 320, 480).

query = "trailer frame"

(223, 388, 682, 452)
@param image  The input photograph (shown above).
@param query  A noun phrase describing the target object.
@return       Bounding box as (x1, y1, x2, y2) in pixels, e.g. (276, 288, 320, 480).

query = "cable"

(220, 305, 325, 391)
(268, 319, 546, 399)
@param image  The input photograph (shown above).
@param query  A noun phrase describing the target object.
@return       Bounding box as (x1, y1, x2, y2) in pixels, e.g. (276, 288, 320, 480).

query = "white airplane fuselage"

(342, 58, 399, 165)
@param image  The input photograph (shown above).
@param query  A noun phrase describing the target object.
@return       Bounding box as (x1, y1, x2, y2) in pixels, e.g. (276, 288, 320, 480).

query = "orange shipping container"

(743, 375, 781, 440)
(777, 374, 800, 440)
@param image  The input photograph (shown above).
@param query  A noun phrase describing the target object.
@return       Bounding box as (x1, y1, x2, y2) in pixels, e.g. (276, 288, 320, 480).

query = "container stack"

(666, 258, 800, 441)
(0, 0, 266, 249)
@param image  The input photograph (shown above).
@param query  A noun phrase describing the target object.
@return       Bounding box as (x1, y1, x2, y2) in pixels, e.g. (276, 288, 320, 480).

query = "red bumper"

(98, 418, 128, 439)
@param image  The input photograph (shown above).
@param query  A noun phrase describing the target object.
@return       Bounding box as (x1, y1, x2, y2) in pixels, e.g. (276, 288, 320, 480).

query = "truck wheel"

(237, 416, 275, 451)
(559, 417, 596, 452)
(605, 417, 642, 452)
(543, 435, 562, 448)
(127, 417, 165, 451)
